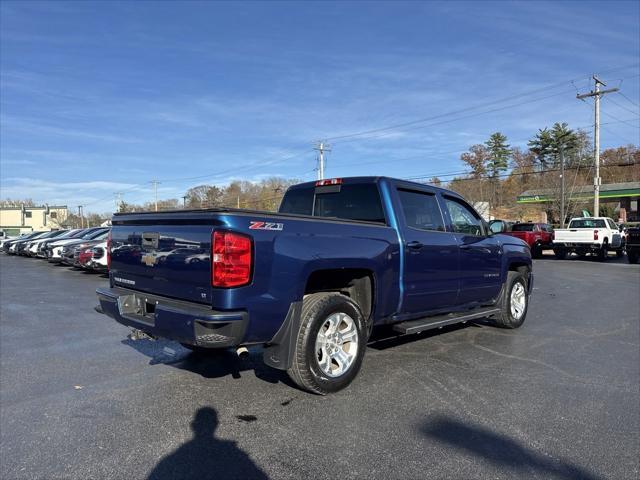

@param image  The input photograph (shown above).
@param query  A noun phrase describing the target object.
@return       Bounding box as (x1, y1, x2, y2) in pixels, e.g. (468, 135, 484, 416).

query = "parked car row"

(1, 227, 110, 272)
(489, 217, 638, 263)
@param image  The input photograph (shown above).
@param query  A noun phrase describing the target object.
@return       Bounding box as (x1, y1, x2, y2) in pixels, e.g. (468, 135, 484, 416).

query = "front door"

(442, 196, 502, 305)
(397, 188, 460, 314)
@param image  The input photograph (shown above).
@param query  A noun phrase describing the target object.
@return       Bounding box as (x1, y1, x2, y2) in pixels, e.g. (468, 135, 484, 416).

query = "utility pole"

(77, 205, 85, 228)
(114, 192, 123, 213)
(559, 145, 565, 228)
(182, 195, 188, 208)
(150, 180, 160, 211)
(576, 75, 619, 216)
(314, 141, 331, 180)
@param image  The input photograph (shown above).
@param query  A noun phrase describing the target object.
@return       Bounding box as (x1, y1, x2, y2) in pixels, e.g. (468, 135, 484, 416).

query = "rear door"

(396, 188, 459, 314)
(441, 195, 502, 305)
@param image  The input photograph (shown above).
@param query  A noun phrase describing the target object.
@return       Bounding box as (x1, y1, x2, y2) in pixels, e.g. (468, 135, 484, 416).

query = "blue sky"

(1, 0, 639, 213)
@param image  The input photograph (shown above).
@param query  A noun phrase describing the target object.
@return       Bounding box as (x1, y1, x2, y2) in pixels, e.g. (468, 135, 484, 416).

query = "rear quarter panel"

(217, 214, 400, 342)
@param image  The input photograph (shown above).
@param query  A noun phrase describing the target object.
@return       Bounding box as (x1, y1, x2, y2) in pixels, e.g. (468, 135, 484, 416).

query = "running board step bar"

(392, 307, 501, 335)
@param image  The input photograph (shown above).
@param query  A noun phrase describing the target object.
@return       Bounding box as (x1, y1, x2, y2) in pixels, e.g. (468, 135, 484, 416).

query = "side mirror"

(488, 222, 503, 235)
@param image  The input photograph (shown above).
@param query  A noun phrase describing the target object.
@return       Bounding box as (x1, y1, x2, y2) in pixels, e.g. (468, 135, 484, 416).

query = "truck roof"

(288, 176, 463, 198)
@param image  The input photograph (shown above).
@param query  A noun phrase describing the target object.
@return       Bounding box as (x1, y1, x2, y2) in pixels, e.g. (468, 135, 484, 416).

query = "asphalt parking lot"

(1, 253, 638, 480)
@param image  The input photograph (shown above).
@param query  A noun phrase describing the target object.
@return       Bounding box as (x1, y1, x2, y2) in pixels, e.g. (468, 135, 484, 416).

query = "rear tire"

(495, 271, 529, 329)
(554, 248, 567, 260)
(597, 240, 608, 262)
(288, 292, 366, 395)
(531, 243, 542, 259)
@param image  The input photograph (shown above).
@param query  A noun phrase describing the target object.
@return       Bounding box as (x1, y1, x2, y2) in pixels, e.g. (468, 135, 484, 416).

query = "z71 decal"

(249, 221, 284, 231)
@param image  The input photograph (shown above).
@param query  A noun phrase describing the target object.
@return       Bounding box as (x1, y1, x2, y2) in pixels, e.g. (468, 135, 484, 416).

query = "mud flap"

(262, 301, 303, 370)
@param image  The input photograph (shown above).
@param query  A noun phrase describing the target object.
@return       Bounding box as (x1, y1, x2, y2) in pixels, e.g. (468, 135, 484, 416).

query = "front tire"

(288, 292, 366, 395)
(495, 271, 529, 329)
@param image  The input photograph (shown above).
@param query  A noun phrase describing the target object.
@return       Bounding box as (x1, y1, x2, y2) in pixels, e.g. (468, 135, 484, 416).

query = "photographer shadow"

(148, 407, 268, 480)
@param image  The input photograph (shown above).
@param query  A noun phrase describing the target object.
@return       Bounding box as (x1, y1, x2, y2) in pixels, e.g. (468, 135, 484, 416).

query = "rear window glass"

(280, 183, 386, 224)
(569, 219, 606, 228)
(512, 224, 535, 232)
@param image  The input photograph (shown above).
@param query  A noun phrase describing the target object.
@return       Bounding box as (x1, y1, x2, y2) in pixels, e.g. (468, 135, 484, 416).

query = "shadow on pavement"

(421, 415, 602, 480)
(147, 407, 269, 480)
(122, 338, 296, 388)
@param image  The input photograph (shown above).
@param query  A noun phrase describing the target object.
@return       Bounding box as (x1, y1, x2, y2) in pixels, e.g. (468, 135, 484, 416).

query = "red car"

(77, 247, 94, 268)
(503, 223, 553, 258)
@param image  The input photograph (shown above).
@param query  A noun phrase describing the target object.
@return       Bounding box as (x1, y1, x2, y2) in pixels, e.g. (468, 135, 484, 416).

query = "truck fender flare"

(262, 300, 303, 370)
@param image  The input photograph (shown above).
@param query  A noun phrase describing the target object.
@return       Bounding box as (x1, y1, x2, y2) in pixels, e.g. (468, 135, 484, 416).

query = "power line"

(331, 89, 576, 145)
(321, 65, 638, 144)
(618, 91, 639, 108)
(606, 95, 639, 116)
(404, 160, 638, 183)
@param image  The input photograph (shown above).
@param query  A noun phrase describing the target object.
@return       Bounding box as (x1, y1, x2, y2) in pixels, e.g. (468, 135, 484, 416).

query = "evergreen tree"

(528, 123, 580, 169)
(485, 132, 511, 178)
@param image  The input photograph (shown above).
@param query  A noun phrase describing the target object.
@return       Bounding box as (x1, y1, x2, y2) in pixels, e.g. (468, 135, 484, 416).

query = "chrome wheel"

(510, 282, 526, 320)
(315, 312, 359, 378)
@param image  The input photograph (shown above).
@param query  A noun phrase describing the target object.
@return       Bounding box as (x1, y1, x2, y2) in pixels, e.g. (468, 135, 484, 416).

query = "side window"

(607, 219, 617, 230)
(397, 189, 445, 232)
(444, 197, 484, 236)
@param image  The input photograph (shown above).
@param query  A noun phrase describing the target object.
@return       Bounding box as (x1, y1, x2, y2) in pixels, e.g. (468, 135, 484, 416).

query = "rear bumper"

(553, 242, 601, 249)
(96, 286, 248, 348)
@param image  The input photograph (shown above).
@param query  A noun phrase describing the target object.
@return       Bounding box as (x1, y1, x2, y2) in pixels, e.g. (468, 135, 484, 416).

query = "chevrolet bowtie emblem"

(141, 253, 157, 267)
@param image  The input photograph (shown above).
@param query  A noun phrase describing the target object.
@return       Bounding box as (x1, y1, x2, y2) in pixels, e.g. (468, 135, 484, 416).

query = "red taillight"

(212, 231, 252, 287)
(107, 231, 112, 270)
(594, 229, 599, 240)
(315, 178, 342, 186)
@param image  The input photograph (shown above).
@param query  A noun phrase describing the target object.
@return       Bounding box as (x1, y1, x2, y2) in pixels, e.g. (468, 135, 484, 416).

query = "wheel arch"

(263, 268, 375, 371)
(304, 268, 375, 323)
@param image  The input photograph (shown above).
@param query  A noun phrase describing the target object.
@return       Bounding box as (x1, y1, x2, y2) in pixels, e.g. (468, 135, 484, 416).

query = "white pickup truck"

(553, 217, 623, 261)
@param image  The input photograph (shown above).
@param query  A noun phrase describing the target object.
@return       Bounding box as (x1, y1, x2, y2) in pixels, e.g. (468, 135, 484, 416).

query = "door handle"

(406, 241, 424, 250)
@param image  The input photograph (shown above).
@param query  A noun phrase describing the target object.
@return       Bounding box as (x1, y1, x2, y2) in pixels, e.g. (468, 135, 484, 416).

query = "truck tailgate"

(110, 224, 215, 304)
(553, 229, 595, 243)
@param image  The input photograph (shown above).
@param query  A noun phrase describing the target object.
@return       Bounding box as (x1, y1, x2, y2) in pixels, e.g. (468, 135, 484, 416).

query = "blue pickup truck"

(96, 176, 532, 394)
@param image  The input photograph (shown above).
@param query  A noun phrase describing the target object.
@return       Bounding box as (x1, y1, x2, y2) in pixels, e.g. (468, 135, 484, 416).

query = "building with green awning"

(517, 181, 640, 221)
